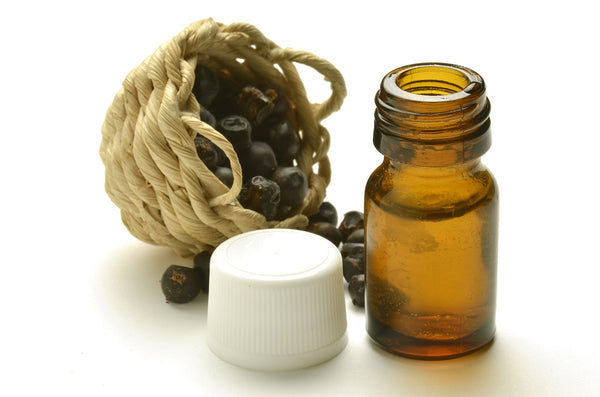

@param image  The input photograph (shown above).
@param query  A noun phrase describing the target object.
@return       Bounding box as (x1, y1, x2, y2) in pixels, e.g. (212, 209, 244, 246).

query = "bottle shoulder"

(366, 160, 497, 218)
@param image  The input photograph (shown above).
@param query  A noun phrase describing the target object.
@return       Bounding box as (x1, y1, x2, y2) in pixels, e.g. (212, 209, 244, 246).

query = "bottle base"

(367, 315, 495, 360)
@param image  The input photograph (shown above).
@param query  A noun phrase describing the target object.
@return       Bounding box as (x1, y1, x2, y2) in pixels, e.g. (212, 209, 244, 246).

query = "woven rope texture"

(100, 19, 346, 257)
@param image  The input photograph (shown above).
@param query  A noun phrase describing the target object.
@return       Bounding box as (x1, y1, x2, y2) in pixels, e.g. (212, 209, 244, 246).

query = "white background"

(1, 1, 599, 395)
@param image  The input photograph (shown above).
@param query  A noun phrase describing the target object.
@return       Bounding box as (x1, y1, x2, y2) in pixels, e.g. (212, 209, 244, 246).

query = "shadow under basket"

(99, 18, 346, 257)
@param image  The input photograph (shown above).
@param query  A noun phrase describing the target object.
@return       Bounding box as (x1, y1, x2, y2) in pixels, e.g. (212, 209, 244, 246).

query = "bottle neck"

(374, 63, 492, 166)
(385, 157, 482, 176)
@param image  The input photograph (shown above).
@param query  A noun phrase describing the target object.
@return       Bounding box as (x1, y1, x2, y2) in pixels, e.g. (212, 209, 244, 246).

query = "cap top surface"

(225, 229, 331, 277)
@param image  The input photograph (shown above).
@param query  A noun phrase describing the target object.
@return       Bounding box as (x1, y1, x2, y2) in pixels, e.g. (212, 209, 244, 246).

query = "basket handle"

(271, 48, 347, 123)
(222, 22, 346, 122)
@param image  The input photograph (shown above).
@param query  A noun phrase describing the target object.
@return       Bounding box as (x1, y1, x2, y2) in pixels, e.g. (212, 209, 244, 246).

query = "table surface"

(2, 1, 599, 395)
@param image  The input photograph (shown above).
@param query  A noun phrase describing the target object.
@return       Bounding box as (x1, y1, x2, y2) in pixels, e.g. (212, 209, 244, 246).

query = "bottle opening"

(395, 65, 470, 96)
(374, 62, 491, 165)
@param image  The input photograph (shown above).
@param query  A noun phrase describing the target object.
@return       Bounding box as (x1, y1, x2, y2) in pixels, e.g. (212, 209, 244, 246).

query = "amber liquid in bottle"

(365, 63, 498, 360)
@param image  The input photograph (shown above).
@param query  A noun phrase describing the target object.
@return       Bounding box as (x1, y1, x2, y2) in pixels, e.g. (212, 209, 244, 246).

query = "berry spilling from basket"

(160, 201, 366, 308)
(160, 65, 364, 307)
(161, 265, 203, 304)
(309, 206, 366, 308)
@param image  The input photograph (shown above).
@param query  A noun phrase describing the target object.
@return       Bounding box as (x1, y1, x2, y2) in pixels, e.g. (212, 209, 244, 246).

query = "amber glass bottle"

(365, 63, 498, 360)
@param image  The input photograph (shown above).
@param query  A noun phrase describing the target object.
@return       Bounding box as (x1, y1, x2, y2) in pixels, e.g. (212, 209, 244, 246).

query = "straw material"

(100, 19, 346, 257)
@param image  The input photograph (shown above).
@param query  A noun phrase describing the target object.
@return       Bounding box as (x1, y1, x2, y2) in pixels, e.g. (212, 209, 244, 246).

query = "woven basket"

(100, 18, 346, 257)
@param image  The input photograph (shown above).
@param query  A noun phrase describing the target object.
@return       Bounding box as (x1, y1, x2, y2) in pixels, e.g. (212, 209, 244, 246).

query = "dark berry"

(343, 255, 365, 282)
(217, 115, 252, 152)
(211, 69, 243, 119)
(262, 85, 290, 117)
(214, 146, 228, 167)
(261, 120, 301, 166)
(307, 222, 343, 247)
(271, 167, 307, 215)
(339, 211, 365, 241)
(238, 176, 280, 220)
(340, 242, 364, 259)
(234, 86, 274, 125)
(346, 229, 364, 244)
(309, 202, 338, 226)
(200, 106, 217, 128)
(192, 65, 219, 107)
(238, 142, 278, 182)
(194, 135, 219, 171)
(161, 265, 202, 303)
(214, 166, 234, 188)
(348, 274, 365, 307)
(193, 251, 212, 293)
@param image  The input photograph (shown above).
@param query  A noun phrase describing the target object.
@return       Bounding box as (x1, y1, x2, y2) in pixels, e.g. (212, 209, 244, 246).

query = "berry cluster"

(160, 201, 367, 307)
(307, 204, 366, 307)
(192, 65, 306, 221)
(160, 65, 365, 306)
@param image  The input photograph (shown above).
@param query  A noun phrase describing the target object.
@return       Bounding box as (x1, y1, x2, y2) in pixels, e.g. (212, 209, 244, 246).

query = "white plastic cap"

(206, 228, 347, 371)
